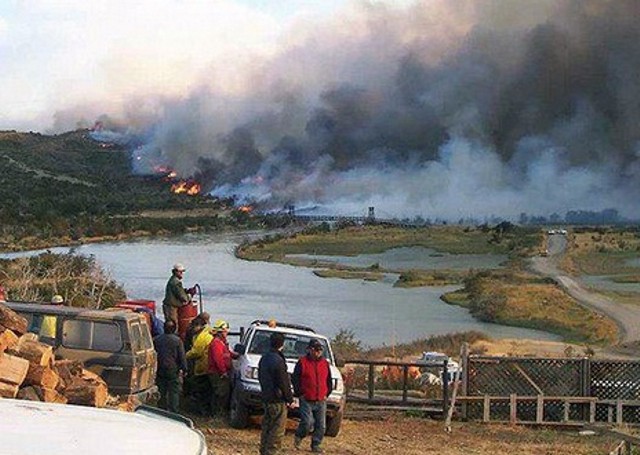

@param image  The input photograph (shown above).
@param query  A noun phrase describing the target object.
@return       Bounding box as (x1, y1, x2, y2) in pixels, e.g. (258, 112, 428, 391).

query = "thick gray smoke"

(92, 0, 640, 220)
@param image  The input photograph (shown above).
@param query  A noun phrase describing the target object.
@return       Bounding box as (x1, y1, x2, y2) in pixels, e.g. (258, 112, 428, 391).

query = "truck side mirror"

(234, 343, 246, 355)
(335, 357, 345, 368)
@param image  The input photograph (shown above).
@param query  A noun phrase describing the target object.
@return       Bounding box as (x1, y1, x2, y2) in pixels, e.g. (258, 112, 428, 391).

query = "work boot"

(311, 446, 324, 454)
(294, 436, 302, 450)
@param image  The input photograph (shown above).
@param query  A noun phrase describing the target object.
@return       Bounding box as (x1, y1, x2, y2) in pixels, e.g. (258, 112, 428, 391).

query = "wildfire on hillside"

(238, 205, 253, 213)
(171, 180, 201, 196)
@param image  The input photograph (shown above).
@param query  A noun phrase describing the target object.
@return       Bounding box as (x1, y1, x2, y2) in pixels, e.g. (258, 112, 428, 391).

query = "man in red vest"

(292, 339, 333, 454)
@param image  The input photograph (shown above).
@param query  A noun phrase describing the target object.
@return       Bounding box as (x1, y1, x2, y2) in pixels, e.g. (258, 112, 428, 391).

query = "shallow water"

(1, 233, 559, 346)
(581, 275, 640, 293)
(288, 246, 508, 270)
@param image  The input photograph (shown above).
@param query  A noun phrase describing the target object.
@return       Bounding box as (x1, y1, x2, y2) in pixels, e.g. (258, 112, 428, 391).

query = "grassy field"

(237, 224, 544, 262)
(312, 268, 385, 281)
(564, 228, 640, 275)
(394, 269, 468, 287)
(441, 270, 619, 344)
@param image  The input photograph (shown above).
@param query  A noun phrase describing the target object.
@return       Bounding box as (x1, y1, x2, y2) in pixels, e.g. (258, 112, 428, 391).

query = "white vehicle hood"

(0, 399, 206, 455)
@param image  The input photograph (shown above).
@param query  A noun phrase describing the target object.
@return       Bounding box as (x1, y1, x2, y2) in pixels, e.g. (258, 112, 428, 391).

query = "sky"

(0, 0, 410, 131)
(2, 0, 639, 221)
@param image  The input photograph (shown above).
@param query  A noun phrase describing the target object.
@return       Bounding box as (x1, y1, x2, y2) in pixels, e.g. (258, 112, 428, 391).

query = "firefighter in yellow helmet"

(207, 319, 238, 416)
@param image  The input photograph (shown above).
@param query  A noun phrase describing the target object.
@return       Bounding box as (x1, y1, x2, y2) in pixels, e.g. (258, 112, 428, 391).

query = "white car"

(1, 399, 208, 454)
(230, 320, 346, 436)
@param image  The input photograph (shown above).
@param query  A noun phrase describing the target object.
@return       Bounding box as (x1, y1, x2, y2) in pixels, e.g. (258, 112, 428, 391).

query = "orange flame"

(238, 205, 253, 213)
(171, 180, 201, 196)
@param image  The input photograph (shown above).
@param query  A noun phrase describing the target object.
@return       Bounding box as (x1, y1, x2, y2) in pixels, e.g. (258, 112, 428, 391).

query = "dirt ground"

(194, 413, 618, 455)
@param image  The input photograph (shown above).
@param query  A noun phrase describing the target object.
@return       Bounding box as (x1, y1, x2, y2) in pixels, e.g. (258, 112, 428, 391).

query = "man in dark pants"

(162, 263, 194, 325)
(207, 319, 237, 417)
(153, 320, 187, 413)
(292, 339, 333, 454)
(258, 333, 293, 455)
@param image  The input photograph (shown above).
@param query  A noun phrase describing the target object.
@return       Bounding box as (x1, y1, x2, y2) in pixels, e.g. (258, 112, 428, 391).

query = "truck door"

(56, 318, 131, 395)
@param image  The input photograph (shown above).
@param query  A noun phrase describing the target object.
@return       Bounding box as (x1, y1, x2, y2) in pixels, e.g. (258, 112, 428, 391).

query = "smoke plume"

(81, 1, 640, 220)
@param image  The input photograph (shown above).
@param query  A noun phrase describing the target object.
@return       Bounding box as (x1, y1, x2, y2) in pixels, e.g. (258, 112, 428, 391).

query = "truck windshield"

(248, 330, 331, 362)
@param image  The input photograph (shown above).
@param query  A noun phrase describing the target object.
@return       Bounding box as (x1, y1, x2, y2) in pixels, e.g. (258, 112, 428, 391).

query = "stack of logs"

(0, 302, 109, 407)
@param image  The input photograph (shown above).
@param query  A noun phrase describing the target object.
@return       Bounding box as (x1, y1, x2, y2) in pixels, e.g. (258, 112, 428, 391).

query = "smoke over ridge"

(82, 0, 640, 220)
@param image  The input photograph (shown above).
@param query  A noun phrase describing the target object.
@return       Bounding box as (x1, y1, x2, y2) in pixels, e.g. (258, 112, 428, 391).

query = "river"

(2, 233, 559, 346)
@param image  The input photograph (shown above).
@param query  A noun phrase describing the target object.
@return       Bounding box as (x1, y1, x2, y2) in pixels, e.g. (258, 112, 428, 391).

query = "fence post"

(402, 365, 409, 403)
(461, 343, 469, 420)
(368, 364, 375, 400)
(510, 394, 517, 425)
(442, 359, 449, 418)
(581, 357, 591, 421)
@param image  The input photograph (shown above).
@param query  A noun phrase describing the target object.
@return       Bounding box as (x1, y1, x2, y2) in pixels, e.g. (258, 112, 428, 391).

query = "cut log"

(0, 381, 19, 398)
(9, 340, 53, 366)
(0, 303, 28, 335)
(40, 386, 68, 404)
(19, 333, 39, 343)
(53, 359, 84, 384)
(17, 386, 43, 401)
(24, 364, 59, 390)
(0, 328, 19, 354)
(55, 376, 67, 393)
(65, 378, 108, 407)
(0, 353, 30, 386)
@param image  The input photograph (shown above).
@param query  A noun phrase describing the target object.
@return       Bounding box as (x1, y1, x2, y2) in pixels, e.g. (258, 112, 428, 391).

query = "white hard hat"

(51, 295, 64, 304)
(173, 263, 186, 272)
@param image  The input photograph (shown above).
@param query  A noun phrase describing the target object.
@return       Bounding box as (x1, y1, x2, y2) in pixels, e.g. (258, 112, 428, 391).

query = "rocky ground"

(194, 413, 618, 455)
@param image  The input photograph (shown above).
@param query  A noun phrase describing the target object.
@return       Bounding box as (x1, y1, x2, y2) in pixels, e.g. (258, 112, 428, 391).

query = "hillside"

(0, 130, 280, 251)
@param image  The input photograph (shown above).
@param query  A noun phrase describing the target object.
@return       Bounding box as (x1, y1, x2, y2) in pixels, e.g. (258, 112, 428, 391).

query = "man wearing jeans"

(292, 339, 333, 454)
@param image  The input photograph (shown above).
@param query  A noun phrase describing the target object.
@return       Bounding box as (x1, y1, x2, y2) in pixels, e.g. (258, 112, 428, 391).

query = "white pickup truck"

(230, 320, 346, 436)
(1, 399, 208, 454)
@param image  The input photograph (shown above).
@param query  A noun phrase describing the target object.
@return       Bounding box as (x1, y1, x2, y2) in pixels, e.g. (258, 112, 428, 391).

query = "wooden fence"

(343, 358, 451, 415)
(461, 355, 640, 425)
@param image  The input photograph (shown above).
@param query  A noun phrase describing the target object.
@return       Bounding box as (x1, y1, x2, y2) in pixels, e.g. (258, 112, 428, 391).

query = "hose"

(194, 283, 203, 313)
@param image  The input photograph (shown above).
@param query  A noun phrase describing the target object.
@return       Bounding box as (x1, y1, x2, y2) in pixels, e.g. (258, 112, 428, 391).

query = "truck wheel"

(229, 387, 249, 429)
(325, 408, 343, 437)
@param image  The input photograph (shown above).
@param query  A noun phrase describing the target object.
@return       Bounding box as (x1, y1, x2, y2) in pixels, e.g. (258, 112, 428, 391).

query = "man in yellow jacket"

(186, 316, 214, 415)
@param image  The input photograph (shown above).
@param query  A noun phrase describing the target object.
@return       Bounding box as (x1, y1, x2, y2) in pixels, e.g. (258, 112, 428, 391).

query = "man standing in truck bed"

(162, 263, 193, 325)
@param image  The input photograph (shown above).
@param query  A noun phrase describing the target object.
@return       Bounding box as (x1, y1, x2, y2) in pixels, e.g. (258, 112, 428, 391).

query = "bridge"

(282, 206, 428, 228)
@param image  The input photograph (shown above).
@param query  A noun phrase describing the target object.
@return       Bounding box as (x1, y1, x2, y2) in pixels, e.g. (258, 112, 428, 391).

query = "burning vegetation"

(153, 167, 202, 196)
(170, 180, 201, 196)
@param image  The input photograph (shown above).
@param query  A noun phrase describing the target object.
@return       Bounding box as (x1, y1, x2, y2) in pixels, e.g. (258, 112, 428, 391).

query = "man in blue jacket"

(258, 332, 293, 455)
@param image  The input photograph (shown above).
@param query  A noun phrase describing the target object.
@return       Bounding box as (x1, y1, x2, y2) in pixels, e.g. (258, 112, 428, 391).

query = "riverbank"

(440, 270, 619, 345)
(237, 224, 621, 346)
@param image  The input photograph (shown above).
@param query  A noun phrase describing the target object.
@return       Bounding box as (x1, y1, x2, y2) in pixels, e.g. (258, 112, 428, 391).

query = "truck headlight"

(244, 366, 259, 380)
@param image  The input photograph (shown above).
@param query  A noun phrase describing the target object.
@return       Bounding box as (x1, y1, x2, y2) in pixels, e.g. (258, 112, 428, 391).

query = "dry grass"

(312, 269, 384, 281)
(395, 269, 467, 287)
(196, 413, 618, 455)
(237, 225, 543, 262)
(442, 271, 619, 345)
(564, 229, 640, 275)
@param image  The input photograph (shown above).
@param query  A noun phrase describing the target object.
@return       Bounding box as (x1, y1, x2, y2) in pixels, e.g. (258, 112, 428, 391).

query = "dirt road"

(530, 235, 640, 344)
